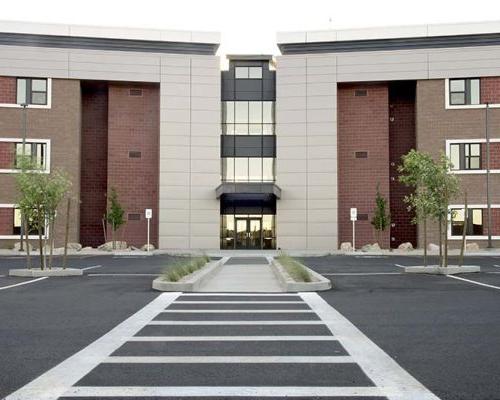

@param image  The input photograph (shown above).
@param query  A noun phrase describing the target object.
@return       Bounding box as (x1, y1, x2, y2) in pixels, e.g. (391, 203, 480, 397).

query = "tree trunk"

(48, 219, 55, 270)
(38, 216, 44, 270)
(112, 223, 116, 250)
(444, 212, 449, 268)
(23, 216, 32, 269)
(423, 218, 428, 267)
(63, 198, 71, 269)
(459, 192, 468, 267)
(438, 215, 443, 267)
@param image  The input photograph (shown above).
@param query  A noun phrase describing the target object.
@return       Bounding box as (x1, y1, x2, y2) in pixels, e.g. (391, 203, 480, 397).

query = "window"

(449, 78, 480, 106)
(15, 142, 47, 170)
(13, 208, 45, 236)
(449, 143, 481, 170)
(451, 208, 483, 236)
(235, 66, 262, 79)
(17, 78, 48, 105)
(222, 101, 275, 135)
(222, 157, 275, 182)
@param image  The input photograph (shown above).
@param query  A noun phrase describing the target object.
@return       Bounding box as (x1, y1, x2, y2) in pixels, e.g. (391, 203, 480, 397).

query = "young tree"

(371, 183, 391, 247)
(106, 188, 126, 250)
(399, 150, 436, 266)
(15, 159, 71, 270)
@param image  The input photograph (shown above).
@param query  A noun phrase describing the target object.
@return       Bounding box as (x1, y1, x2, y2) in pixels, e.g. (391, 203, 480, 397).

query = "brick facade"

(0, 79, 81, 248)
(416, 79, 500, 247)
(481, 142, 500, 170)
(0, 76, 16, 104)
(0, 142, 14, 169)
(80, 82, 109, 247)
(480, 77, 500, 104)
(107, 84, 159, 247)
(338, 83, 390, 248)
(0, 208, 13, 235)
(388, 82, 417, 248)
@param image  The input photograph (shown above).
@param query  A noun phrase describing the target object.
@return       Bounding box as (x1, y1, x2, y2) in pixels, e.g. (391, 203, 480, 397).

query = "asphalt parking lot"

(0, 253, 499, 400)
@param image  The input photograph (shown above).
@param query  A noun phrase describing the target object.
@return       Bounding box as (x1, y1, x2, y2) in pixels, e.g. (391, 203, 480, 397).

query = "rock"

(67, 242, 82, 251)
(141, 244, 155, 251)
(339, 242, 352, 252)
(466, 242, 480, 251)
(98, 241, 128, 251)
(427, 243, 440, 252)
(398, 242, 413, 251)
(361, 243, 381, 252)
(82, 246, 93, 251)
(12, 242, 34, 251)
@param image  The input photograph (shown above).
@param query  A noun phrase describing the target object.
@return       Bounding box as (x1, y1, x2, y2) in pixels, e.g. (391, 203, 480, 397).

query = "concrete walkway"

(199, 257, 283, 292)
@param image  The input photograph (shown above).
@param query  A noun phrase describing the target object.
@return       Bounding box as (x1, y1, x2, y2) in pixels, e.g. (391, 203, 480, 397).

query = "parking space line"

(301, 292, 440, 400)
(173, 300, 305, 304)
(147, 320, 325, 325)
(62, 386, 387, 398)
(161, 309, 314, 313)
(127, 335, 337, 341)
(104, 355, 354, 363)
(4, 292, 180, 400)
(88, 273, 160, 277)
(81, 265, 102, 271)
(394, 263, 407, 268)
(446, 275, 500, 291)
(493, 264, 500, 268)
(0, 277, 48, 291)
(323, 272, 403, 276)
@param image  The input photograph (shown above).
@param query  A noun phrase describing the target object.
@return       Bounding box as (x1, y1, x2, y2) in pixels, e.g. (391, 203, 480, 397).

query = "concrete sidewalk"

(199, 257, 283, 292)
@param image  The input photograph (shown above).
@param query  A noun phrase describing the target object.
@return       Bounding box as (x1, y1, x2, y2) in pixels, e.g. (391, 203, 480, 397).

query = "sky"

(2, 0, 500, 56)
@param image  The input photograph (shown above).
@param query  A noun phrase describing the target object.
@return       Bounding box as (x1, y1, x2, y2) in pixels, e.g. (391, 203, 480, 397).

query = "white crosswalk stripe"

(5, 291, 441, 400)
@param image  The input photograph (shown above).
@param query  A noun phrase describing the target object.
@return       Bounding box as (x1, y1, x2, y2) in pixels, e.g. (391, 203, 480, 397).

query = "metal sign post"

(145, 208, 152, 252)
(350, 208, 357, 251)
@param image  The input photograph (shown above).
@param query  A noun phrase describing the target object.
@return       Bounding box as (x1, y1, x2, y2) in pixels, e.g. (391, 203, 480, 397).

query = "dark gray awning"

(216, 182, 281, 199)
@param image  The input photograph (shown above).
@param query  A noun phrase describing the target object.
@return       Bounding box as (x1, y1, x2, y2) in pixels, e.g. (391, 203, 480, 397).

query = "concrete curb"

(152, 257, 228, 292)
(269, 258, 331, 292)
(9, 267, 83, 277)
(404, 265, 481, 275)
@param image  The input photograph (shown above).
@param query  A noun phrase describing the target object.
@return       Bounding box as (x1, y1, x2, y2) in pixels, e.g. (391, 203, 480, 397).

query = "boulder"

(398, 242, 413, 251)
(361, 243, 381, 252)
(466, 242, 480, 252)
(82, 246, 93, 251)
(67, 242, 82, 251)
(141, 244, 155, 251)
(427, 243, 440, 252)
(12, 242, 34, 251)
(98, 241, 128, 251)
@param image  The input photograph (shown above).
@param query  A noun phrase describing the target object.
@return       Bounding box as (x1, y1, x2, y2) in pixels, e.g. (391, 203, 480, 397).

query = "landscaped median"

(152, 256, 226, 292)
(404, 265, 480, 275)
(9, 267, 83, 277)
(269, 254, 331, 292)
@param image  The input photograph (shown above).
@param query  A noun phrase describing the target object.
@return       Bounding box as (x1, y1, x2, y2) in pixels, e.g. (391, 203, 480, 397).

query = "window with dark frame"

(449, 143, 481, 170)
(234, 66, 263, 79)
(14, 142, 47, 170)
(222, 157, 275, 182)
(449, 78, 480, 106)
(451, 208, 484, 236)
(16, 78, 48, 105)
(222, 101, 275, 135)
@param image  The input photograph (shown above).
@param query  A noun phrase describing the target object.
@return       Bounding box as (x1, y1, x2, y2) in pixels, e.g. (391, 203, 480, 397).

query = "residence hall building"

(0, 21, 499, 250)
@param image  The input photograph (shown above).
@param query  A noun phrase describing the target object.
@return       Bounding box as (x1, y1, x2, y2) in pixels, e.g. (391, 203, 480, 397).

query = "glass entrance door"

(235, 218, 262, 249)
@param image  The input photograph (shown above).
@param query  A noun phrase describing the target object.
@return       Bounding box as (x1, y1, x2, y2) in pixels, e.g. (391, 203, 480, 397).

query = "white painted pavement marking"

(394, 263, 407, 268)
(173, 300, 305, 304)
(161, 309, 314, 313)
(446, 275, 500, 291)
(180, 293, 299, 297)
(323, 272, 403, 276)
(4, 292, 181, 400)
(301, 292, 440, 400)
(62, 386, 388, 397)
(81, 265, 102, 271)
(493, 264, 500, 268)
(0, 277, 48, 291)
(127, 335, 337, 342)
(88, 273, 160, 277)
(148, 320, 325, 325)
(105, 355, 354, 363)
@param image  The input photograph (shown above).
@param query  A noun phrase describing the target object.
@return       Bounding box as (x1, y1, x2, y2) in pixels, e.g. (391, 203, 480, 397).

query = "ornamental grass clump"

(277, 253, 312, 282)
(162, 255, 210, 282)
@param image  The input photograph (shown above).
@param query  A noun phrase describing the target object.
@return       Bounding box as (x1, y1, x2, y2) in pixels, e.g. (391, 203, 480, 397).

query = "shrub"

(162, 255, 211, 282)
